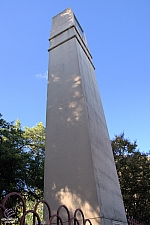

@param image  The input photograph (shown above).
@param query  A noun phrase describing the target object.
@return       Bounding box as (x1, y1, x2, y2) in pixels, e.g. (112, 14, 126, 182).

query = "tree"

(0, 115, 27, 199)
(0, 114, 45, 202)
(23, 122, 45, 200)
(111, 133, 150, 224)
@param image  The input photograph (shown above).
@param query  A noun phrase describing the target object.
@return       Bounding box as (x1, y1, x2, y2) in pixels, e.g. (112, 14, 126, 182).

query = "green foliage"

(111, 133, 150, 224)
(0, 114, 45, 202)
(1, 113, 149, 224)
(23, 122, 45, 200)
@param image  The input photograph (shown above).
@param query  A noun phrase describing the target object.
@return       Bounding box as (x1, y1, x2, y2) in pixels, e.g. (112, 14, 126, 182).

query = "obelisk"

(44, 8, 127, 225)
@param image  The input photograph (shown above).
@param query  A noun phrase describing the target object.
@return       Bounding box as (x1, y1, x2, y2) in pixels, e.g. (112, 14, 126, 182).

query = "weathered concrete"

(44, 8, 127, 225)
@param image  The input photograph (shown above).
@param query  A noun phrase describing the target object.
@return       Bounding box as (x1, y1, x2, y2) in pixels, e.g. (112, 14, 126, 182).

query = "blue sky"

(0, 1, 150, 152)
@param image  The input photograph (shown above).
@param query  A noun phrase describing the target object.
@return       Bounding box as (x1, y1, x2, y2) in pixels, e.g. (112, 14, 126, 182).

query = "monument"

(44, 8, 127, 225)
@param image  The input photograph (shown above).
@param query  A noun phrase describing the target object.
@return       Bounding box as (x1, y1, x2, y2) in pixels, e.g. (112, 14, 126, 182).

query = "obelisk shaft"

(44, 8, 127, 225)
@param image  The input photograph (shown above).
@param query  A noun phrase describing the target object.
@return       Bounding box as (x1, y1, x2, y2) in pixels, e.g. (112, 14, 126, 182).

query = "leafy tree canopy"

(111, 133, 150, 224)
(0, 114, 45, 201)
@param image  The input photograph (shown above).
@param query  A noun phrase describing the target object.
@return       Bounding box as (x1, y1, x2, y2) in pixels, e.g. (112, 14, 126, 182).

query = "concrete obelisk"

(44, 8, 127, 225)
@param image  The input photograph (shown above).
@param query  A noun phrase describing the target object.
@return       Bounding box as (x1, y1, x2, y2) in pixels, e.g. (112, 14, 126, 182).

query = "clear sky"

(0, 0, 150, 152)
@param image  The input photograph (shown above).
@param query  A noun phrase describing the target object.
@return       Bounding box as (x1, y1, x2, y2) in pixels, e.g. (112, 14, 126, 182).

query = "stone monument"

(44, 8, 127, 225)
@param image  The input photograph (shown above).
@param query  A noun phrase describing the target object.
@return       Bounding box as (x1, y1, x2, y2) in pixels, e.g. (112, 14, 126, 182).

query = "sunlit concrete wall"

(44, 8, 127, 225)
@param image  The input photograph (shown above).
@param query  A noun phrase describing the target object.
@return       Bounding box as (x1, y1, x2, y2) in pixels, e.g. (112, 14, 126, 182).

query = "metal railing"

(0, 192, 92, 225)
(0, 192, 147, 225)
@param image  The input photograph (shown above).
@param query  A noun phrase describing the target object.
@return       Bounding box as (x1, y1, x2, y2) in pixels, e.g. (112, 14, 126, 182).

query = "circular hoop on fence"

(34, 199, 51, 220)
(74, 208, 85, 224)
(57, 204, 71, 223)
(2, 192, 26, 214)
(20, 209, 41, 225)
(48, 214, 63, 225)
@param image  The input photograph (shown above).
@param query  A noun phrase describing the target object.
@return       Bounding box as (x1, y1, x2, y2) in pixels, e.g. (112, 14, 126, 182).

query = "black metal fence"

(0, 192, 92, 225)
(0, 192, 147, 225)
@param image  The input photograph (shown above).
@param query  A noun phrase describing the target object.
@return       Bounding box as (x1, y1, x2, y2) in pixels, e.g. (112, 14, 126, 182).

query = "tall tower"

(44, 8, 127, 225)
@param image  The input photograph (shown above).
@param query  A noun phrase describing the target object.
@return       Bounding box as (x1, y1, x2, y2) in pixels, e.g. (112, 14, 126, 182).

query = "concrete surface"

(44, 8, 127, 225)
